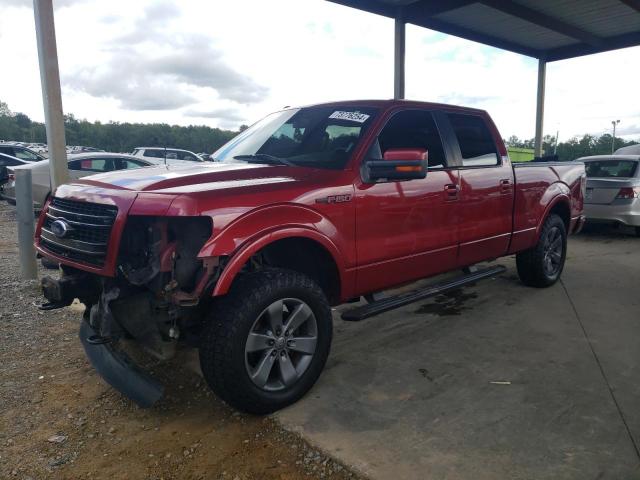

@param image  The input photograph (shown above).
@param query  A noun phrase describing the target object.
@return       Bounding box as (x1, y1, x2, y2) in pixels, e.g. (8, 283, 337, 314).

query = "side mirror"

(364, 148, 428, 182)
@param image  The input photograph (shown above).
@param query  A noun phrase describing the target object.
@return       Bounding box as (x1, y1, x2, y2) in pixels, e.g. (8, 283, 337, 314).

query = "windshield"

(585, 160, 638, 178)
(213, 106, 379, 169)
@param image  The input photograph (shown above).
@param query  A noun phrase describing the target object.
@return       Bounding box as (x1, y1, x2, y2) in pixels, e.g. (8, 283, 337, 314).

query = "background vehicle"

(614, 144, 640, 155)
(35, 100, 585, 414)
(579, 155, 640, 235)
(132, 147, 203, 163)
(67, 146, 105, 154)
(3, 152, 156, 209)
(0, 143, 46, 162)
(0, 153, 29, 196)
(0, 152, 29, 169)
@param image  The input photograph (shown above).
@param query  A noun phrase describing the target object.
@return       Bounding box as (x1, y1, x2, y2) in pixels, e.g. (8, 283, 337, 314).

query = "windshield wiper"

(233, 154, 295, 167)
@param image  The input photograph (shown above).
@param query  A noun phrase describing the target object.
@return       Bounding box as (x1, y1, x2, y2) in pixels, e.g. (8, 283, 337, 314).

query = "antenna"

(164, 146, 167, 166)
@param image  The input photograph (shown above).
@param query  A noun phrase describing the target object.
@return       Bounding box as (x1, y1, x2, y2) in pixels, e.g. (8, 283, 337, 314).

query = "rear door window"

(118, 159, 148, 169)
(176, 151, 200, 161)
(69, 158, 117, 172)
(14, 148, 40, 161)
(585, 160, 638, 178)
(447, 113, 499, 167)
(142, 149, 165, 159)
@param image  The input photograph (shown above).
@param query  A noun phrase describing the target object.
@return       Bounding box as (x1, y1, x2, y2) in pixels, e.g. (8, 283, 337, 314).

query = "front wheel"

(516, 214, 567, 288)
(199, 268, 332, 414)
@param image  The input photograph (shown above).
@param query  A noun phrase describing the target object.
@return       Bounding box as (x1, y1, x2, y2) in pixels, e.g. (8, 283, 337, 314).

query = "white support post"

(33, 0, 68, 191)
(15, 168, 38, 280)
(394, 10, 406, 100)
(534, 58, 546, 158)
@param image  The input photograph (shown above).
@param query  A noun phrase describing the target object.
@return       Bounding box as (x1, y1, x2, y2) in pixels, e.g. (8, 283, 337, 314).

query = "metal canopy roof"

(328, 0, 640, 61)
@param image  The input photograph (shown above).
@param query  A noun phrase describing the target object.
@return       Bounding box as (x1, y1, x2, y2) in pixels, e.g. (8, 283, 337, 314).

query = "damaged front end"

(41, 215, 219, 408)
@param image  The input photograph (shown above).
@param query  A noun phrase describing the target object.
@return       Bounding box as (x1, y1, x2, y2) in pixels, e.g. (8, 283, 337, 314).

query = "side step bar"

(341, 265, 506, 322)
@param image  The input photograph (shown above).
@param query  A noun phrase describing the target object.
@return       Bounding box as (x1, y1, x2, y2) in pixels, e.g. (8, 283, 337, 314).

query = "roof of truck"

(296, 99, 487, 114)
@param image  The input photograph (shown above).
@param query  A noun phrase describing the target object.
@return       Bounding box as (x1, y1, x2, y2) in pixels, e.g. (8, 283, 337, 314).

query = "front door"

(354, 109, 460, 295)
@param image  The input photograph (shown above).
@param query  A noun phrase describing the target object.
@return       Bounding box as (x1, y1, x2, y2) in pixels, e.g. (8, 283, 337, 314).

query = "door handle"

(444, 183, 458, 200)
(499, 179, 512, 193)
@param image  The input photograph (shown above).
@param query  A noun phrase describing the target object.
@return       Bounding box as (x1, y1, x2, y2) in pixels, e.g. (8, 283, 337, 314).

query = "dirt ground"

(0, 202, 359, 480)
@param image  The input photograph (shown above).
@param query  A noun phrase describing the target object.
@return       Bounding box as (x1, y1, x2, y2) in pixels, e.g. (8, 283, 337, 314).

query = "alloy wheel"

(244, 298, 318, 391)
(542, 225, 563, 277)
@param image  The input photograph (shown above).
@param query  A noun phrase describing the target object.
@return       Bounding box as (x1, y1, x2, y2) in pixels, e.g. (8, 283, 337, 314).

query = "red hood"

(75, 162, 315, 194)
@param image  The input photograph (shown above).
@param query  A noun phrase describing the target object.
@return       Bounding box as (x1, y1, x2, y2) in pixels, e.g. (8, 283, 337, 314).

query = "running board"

(341, 265, 506, 322)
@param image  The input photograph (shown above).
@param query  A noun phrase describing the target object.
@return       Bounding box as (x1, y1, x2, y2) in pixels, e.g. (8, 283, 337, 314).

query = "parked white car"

(0, 143, 46, 162)
(132, 147, 204, 163)
(615, 144, 640, 155)
(2, 152, 157, 210)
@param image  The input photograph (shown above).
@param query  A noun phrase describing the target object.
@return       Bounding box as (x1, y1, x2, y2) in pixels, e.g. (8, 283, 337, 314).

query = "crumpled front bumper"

(79, 321, 164, 408)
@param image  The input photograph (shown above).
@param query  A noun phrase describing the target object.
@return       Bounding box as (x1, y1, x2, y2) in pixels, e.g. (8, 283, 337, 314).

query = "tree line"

(506, 134, 638, 162)
(1, 99, 637, 160)
(0, 100, 245, 154)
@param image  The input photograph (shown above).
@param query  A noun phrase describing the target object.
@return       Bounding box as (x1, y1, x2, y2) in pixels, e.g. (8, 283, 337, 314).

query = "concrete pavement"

(276, 226, 640, 480)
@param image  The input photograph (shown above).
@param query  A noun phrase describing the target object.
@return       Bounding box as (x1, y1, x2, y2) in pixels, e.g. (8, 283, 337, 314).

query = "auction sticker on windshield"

(329, 111, 370, 123)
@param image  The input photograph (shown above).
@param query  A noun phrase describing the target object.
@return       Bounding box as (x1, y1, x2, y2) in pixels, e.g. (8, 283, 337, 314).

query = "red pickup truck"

(35, 100, 585, 413)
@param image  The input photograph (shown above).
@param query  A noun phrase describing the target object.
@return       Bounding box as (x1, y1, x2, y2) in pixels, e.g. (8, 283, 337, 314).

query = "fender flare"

(211, 226, 346, 297)
(536, 187, 571, 238)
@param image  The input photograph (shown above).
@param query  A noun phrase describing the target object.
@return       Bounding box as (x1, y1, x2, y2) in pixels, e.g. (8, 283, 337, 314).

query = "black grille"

(40, 197, 118, 267)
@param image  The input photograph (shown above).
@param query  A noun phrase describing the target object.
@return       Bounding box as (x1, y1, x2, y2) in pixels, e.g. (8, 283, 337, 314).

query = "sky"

(1, 0, 639, 141)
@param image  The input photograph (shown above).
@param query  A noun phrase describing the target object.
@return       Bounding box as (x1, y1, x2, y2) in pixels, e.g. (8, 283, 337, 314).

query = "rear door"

(443, 112, 514, 267)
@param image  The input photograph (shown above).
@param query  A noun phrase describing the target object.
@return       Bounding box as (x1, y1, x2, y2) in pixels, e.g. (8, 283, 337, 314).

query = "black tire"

(634, 227, 640, 237)
(516, 214, 567, 288)
(199, 268, 332, 414)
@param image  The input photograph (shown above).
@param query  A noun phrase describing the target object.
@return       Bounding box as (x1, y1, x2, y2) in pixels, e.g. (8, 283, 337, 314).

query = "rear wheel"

(634, 227, 640, 237)
(516, 214, 567, 288)
(199, 268, 332, 414)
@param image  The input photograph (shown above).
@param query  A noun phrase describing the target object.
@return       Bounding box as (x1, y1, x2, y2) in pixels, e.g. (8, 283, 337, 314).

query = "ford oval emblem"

(50, 219, 70, 238)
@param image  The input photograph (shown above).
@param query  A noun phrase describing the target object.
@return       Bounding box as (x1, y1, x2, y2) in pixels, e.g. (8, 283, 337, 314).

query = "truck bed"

(510, 161, 585, 253)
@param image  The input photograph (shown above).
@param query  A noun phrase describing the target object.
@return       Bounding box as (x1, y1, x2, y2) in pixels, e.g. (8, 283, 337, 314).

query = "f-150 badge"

(316, 194, 352, 204)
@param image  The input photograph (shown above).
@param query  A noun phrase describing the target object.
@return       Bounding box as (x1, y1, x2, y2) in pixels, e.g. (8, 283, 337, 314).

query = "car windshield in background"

(213, 106, 379, 169)
(585, 160, 638, 178)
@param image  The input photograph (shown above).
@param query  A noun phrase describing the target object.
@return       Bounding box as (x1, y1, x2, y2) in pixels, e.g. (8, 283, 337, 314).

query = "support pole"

(15, 168, 38, 280)
(534, 58, 546, 158)
(394, 9, 406, 100)
(33, 0, 68, 191)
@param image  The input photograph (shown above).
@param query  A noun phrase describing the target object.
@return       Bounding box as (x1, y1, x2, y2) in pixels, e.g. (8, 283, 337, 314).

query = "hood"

(75, 161, 317, 194)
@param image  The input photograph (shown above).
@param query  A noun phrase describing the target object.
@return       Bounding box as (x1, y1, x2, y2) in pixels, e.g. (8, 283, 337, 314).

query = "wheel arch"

(212, 228, 345, 305)
(536, 182, 571, 238)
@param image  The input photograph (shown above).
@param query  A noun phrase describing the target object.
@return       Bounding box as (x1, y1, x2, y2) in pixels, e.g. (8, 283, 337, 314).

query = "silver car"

(2, 152, 156, 210)
(579, 155, 640, 235)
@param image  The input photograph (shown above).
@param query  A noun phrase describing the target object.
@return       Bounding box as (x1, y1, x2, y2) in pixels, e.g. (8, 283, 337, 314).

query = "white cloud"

(0, 0, 638, 139)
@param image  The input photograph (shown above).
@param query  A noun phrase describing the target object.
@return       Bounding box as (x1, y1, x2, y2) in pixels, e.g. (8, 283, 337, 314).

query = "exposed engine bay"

(42, 216, 218, 362)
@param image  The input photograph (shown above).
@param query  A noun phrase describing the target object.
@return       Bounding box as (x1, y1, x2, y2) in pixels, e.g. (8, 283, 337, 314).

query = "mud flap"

(79, 322, 164, 408)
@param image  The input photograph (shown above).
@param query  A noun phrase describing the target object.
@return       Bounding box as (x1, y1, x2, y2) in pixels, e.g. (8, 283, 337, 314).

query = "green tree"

(0, 100, 12, 117)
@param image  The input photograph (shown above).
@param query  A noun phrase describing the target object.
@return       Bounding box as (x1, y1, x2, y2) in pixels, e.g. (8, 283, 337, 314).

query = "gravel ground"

(0, 202, 360, 480)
